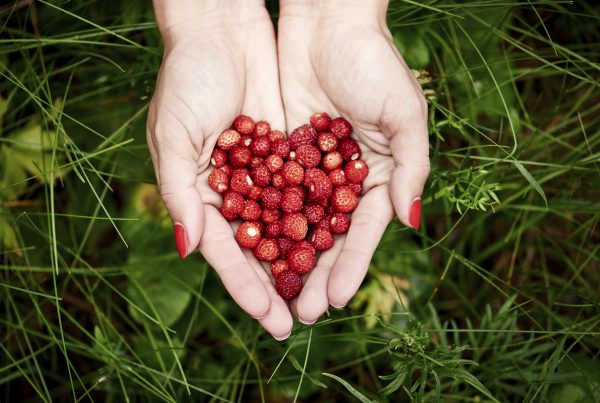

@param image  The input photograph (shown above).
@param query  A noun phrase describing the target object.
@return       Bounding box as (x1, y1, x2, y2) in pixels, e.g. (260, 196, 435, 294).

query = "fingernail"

(409, 197, 421, 230)
(251, 311, 269, 320)
(273, 331, 291, 341)
(298, 317, 317, 325)
(174, 223, 189, 259)
(330, 302, 347, 309)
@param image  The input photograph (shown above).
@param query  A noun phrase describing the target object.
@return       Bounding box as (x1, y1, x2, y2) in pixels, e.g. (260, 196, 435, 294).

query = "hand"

(147, 0, 293, 339)
(278, 0, 430, 323)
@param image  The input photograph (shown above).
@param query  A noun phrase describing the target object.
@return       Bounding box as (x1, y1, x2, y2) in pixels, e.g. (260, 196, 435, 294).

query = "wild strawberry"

(331, 186, 359, 213)
(219, 164, 233, 178)
(269, 129, 286, 142)
(315, 216, 331, 231)
(287, 247, 315, 274)
(251, 164, 271, 187)
(295, 144, 321, 168)
(275, 270, 303, 300)
(220, 191, 244, 221)
(348, 182, 363, 196)
(233, 115, 255, 135)
(282, 161, 305, 185)
(253, 238, 279, 261)
(250, 136, 270, 157)
(261, 208, 282, 224)
(211, 148, 228, 167)
(329, 168, 347, 186)
(307, 175, 333, 201)
(303, 203, 324, 224)
(217, 129, 241, 150)
(261, 187, 282, 209)
(289, 124, 317, 150)
(208, 168, 229, 193)
(249, 156, 263, 169)
(272, 173, 285, 189)
(247, 185, 263, 201)
(265, 154, 283, 173)
(330, 213, 350, 234)
(322, 151, 343, 171)
(345, 159, 369, 183)
(310, 112, 332, 131)
(303, 168, 327, 186)
(330, 117, 352, 139)
(317, 131, 338, 152)
(339, 138, 361, 161)
(230, 169, 253, 195)
(271, 139, 290, 158)
(286, 185, 306, 200)
(295, 240, 316, 256)
(240, 199, 261, 221)
(241, 135, 253, 147)
(254, 120, 271, 137)
(281, 190, 303, 213)
(282, 212, 308, 241)
(229, 145, 252, 167)
(277, 237, 295, 259)
(265, 220, 282, 238)
(235, 221, 262, 249)
(311, 228, 334, 251)
(270, 260, 288, 278)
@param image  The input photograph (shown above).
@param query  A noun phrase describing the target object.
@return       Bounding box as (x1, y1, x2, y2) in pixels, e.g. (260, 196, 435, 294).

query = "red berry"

(277, 237, 295, 259)
(303, 168, 327, 186)
(330, 117, 352, 139)
(315, 216, 331, 231)
(307, 175, 333, 201)
(249, 156, 263, 169)
(253, 238, 279, 261)
(317, 131, 338, 152)
(219, 164, 232, 178)
(282, 212, 308, 241)
(230, 169, 253, 195)
(331, 186, 358, 213)
(211, 148, 228, 167)
(261, 187, 282, 209)
(311, 228, 334, 251)
(220, 191, 244, 221)
(271, 139, 291, 158)
(275, 270, 303, 300)
(229, 145, 252, 167)
(281, 190, 304, 213)
(322, 151, 343, 171)
(233, 115, 255, 135)
(295, 144, 321, 168)
(235, 221, 262, 249)
(304, 203, 325, 224)
(272, 172, 286, 189)
(240, 199, 261, 221)
(254, 120, 271, 137)
(261, 208, 282, 224)
(265, 220, 283, 238)
(330, 213, 350, 234)
(295, 240, 317, 256)
(348, 182, 363, 196)
(329, 168, 347, 186)
(269, 129, 286, 142)
(286, 185, 306, 200)
(250, 136, 270, 157)
(217, 129, 241, 150)
(265, 154, 283, 173)
(208, 168, 229, 193)
(282, 161, 305, 185)
(339, 138, 361, 161)
(289, 124, 317, 150)
(287, 247, 315, 274)
(345, 159, 369, 183)
(270, 260, 288, 278)
(310, 112, 332, 131)
(241, 135, 253, 148)
(251, 164, 272, 187)
(247, 185, 263, 201)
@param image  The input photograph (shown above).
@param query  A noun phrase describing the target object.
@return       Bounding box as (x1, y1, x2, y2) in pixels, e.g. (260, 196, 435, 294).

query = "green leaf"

(513, 161, 547, 207)
(288, 355, 327, 389)
(322, 373, 376, 403)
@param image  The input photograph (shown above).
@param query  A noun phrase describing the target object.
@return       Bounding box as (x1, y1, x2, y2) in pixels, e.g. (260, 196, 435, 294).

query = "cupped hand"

(147, 3, 292, 339)
(278, 1, 430, 323)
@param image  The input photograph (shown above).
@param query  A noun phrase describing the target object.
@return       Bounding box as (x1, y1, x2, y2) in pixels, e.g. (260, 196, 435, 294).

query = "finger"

(149, 113, 205, 259)
(199, 206, 271, 319)
(289, 240, 343, 324)
(327, 185, 394, 308)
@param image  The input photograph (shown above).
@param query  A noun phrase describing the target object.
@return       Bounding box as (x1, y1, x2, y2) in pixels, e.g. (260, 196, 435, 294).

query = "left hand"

(278, 0, 430, 323)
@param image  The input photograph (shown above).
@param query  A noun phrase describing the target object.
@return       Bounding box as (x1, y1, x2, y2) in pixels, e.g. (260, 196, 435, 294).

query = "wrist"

(279, 0, 387, 23)
(153, 0, 266, 45)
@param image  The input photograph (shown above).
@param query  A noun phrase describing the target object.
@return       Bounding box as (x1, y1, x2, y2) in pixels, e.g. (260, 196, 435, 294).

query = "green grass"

(1, 0, 599, 401)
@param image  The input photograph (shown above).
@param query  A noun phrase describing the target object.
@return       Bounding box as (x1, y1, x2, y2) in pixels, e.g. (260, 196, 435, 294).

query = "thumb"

(383, 103, 430, 230)
(147, 120, 204, 258)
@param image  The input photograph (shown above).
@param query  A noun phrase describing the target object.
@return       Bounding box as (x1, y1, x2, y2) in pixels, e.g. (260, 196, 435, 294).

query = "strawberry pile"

(208, 113, 368, 300)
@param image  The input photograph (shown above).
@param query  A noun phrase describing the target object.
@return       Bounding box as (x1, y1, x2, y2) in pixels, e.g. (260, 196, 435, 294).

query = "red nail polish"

(174, 223, 188, 259)
(409, 198, 421, 230)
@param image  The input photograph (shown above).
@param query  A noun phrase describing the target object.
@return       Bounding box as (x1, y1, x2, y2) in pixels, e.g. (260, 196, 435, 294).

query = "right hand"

(146, 1, 293, 340)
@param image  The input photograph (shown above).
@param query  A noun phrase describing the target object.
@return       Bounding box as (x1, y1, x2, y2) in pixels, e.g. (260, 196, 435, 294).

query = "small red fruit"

(331, 186, 359, 213)
(277, 237, 295, 259)
(271, 139, 291, 158)
(345, 159, 369, 183)
(251, 164, 272, 187)
(330, 213, 351, 234)
(307, 175, 333, 201)
(329, 117, 352, 139)
(315, 216, 331, 231)
(281, 190, 304, 213)
(249, 156, 263, 169)
(230, 169, 253, 195)
(247, 185, 263, 201)
(272, 172, 286, 189)
(275, 270, 303, 300)
(269, 129, 286, 142)
(339, 138, 361, 161)
(220, 191, 244, 221)
(295, 144, 322, 168)
(310, 112, 332, 131)
(211, 148, 228, 167)
(253, 238, 279, 261)
(265, 154, 283, 173)
(270, 260, 288, 277)
(304, 203, 325, 224)
(219, 164, 233, 178)
(295, 240, 316, 255)
(317, 131, 338, 152)
(217, 129, 241, 150)
(229, 145, 252, 167)
(322, 151, 343, 171)
(289, 124, 317, 150)
(329, 168, 347, 186)
(348, 182, 363, 196)
(282, 161, 305, 185)
(254, 120, 271, 137)
(235, 221, 262, 249)
(240, 199, 261, 221)
(311, 228, 334, 251)
(261, 187, 282, 209)
(250, 136, 270, 157)
(233, 115, 255, 135)
(265, 220, 283, 238)
(208, 168, 229, 193)
(287, 247, 315, 274)
(261, 208, 282, 224)
(282, 212, 308, 241)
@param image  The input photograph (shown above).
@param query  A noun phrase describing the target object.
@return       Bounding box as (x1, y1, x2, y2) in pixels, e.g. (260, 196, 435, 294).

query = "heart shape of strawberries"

(208, 113, 368, 300)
